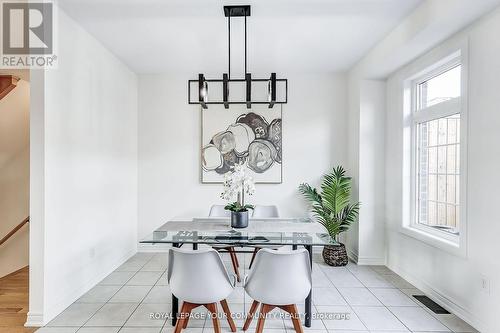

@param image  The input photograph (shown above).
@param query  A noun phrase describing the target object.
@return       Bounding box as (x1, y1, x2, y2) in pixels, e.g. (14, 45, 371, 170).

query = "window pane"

(428, 175, 437, 201)
(416, 114, 460, 233)
(428, 147, 437, 173)
(447, 175, 456, 204)
(428, 201, 437, 226)
(418, 65, 461, 109)
(428, 120, 438, 146)
(438, 118, 447, 145)
(437, 175, 446, 202)
(437, 203, 446, 225)
(447, 205, 456, 228)
(447, 117, 458, 144)
(437, 146, 446, 173)
(447, 145, 456, 174)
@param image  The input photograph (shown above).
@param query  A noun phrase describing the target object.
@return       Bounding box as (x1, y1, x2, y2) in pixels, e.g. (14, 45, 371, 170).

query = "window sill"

(399, 224, 466, 258)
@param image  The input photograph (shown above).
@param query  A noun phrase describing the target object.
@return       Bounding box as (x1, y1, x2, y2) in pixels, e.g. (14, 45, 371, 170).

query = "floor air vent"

(413, 295, 450, 314)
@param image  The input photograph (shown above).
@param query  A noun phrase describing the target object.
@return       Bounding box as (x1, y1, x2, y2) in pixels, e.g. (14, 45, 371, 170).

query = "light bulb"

(201, 81, 209, 102)
(267, 79, 272, 102)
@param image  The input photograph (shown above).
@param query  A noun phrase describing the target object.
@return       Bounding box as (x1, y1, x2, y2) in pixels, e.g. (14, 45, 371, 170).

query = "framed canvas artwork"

(201, 104, 282, 183)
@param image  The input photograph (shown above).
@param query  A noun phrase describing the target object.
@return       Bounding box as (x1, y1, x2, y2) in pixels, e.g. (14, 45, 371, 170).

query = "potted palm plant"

(221, 164, 255, 228)
(299, 166, 360, 266)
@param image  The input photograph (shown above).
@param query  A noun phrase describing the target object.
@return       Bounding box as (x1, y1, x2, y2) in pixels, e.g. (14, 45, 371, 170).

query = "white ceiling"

(58, 0, 423, 74)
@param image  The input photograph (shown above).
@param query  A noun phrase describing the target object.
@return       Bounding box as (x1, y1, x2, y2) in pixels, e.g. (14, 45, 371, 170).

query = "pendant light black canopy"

(188, 5, 288, 109)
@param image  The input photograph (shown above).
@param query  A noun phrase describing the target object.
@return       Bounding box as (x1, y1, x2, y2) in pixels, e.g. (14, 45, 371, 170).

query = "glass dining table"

(140, 217, 337, 328)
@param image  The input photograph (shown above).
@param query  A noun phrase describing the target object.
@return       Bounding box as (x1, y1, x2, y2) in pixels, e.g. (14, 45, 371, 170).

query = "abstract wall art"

(201, 105, 282, 183)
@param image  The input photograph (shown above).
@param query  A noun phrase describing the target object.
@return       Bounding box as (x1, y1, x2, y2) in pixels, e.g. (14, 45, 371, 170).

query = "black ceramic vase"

(231, 210, 249, 228)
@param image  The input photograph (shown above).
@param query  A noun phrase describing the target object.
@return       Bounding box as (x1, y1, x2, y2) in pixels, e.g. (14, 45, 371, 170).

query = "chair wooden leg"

(175, 302, 198, 333)
(183, 303, 195, 330)
(229, 247, 240, 267)
(205, 302, 221, 333)
(243, 300, 260, 331)
(256, 303, 275, 333)
(183, 302, 201, 329)
(182, 316, 189, 329)
(182, 304, 190, 329)
(278, 304, 304, 333)
(229, 249, 241, 282)
(220, 299, 237, 332)
(248, 248, 259, 269)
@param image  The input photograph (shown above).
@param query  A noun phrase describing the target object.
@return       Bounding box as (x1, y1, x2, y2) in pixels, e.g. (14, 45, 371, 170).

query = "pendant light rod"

(189, 5, 288, 109)
(226, 5, 250, 78)
(228, 13, 231, 79)
(244, 15, 247, 75)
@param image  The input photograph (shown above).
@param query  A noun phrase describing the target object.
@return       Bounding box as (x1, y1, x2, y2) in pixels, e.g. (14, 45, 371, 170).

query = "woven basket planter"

(322, 243, 348, 267)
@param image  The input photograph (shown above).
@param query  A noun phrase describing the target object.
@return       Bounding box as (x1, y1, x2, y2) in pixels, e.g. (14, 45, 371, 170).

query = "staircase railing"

(0, 216, 29, 247)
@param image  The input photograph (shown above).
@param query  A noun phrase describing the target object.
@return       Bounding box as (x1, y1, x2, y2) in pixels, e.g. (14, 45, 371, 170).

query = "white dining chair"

(168, 247, 237, 333)
(252, 205, 279, 218)
(209, 204, 231, 217)
(243, 248, 312, 333)
(208, 204, 241, 282)
(248, 205, 280, 269)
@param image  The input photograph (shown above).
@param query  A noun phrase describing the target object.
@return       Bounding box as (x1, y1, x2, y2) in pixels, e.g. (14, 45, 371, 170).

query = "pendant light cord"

(244, 15, 247, 75)
(228, 14, 231, 79)
(228, 11, 248, 78)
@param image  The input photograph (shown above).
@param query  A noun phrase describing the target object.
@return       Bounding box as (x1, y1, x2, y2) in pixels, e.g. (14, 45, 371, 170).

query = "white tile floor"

(35, 251, 479, 333)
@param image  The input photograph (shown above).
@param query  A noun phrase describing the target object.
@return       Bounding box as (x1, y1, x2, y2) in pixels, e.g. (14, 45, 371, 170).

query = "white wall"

(345, 0, 500, 267)
(0, 79, 30, 278)
(28, 8, 138, 325)
(345, 78, 387, 265)
(345, 1, 500, 331)
(138, 73, 348, 239)
(357, 80, 386, 264)
(384, 8, 500, 333)
(0, 76, 29, 167)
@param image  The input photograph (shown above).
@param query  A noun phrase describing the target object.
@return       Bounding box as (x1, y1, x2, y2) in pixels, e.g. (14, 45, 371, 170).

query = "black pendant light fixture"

(188, 5, 288, 109)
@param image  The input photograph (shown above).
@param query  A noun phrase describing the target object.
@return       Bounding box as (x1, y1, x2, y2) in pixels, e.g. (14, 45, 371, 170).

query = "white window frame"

(401, 45, 468, 257)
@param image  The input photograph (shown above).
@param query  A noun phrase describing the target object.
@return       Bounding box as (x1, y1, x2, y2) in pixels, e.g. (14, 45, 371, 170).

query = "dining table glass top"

(140, 217, 338, 246)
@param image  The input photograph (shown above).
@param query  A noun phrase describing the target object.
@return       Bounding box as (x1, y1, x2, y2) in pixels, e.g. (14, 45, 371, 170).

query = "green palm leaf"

(299, 166, 360, 240)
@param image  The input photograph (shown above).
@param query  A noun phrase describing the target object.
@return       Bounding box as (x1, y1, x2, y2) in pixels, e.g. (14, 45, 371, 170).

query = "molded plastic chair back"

(209, 205, 230, 217)
(252, 205, 279, 218)
(168, 248, 234, 304)
(245, 248, 312, 305)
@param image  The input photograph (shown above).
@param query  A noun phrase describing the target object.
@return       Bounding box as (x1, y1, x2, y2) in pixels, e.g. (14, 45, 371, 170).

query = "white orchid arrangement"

(221, 164, 256, 212)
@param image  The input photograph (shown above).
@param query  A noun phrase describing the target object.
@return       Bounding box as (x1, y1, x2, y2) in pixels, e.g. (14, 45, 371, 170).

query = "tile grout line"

(317, 263, 369, 331)
(368, 268, 430, 310)
(361, 278, 414, 332)
(47, 254, 470, 333)
(117, 284, 155, 332)
(75, 253, 156, 332)
(345, 264, 413, 332)
(385, 303, 460, 333)
(117, 252, 165, 333)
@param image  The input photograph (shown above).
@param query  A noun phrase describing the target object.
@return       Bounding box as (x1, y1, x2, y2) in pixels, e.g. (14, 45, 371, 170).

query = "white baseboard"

(138, 243, 170, 252)
(388, 262, 486, 333)
(38, 247, 137, 326)
(347, 247, 359, 263)
(357, 256, 386, 265)
(346, 248, 386, 265)
(25, 312, 43, 327)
